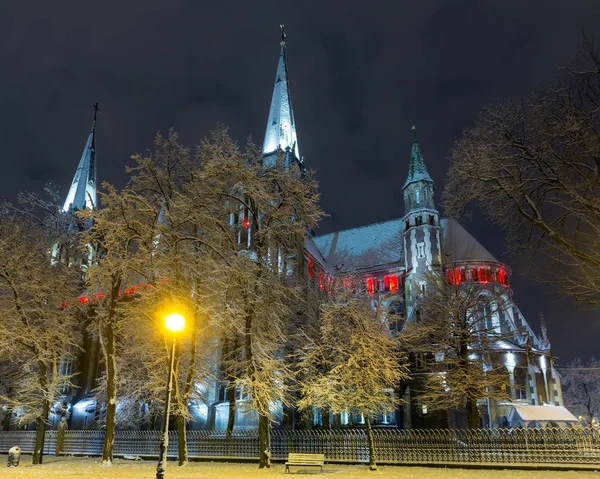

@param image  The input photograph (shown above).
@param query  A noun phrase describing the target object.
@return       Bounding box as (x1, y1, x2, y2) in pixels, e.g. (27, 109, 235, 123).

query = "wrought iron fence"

(0, 428, 599, 465)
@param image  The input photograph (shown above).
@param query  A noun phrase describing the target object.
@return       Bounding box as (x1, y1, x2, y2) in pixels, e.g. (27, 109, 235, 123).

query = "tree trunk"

(101, 278, 121, 464)
(1, 407, 12, 431)
(364, 411, 377, 471)
(223, 336, 238, 438)
(226, 381, 236, 437)
(32, 366, 50, 465)
(258, 413, 271, 469)
(465, 396, 480, 430)
(176, 414, 187, 466)
(322, 406, 331, 430)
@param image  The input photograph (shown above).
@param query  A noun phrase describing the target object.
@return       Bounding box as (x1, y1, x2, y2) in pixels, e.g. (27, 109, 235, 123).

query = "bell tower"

(402, 127, 442, 319)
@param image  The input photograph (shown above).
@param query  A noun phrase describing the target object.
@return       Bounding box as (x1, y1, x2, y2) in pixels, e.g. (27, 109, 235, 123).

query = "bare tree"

(401, 269, 512, 429)
(0, 208, 80, 464)
(442, 42, 600, 304)
(186, 128, 323, 468)
(560, 357, 600, 423)
(297, 284, 410, 470)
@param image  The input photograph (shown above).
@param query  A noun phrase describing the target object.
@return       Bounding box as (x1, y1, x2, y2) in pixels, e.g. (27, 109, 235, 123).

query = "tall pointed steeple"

(403, 126, 432, 189)
(62, 102, 99, 212)
(262, 25, 300, 165)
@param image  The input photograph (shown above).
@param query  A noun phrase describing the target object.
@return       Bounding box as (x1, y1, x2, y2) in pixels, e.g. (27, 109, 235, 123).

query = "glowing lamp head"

(165, 313, 185, 332)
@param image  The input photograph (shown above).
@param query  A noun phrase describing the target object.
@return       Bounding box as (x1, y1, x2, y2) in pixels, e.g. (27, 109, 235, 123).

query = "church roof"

(403, 128, 433, 189)
(262, 27, 299, 163)
(313, 218, 404, 272)
(440, 218, 498, 263)
(62, 103, 99, 212)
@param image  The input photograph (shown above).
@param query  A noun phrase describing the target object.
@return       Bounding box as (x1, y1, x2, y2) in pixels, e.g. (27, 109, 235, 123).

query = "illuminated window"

(389, 274, 398, 291)
(416, 189, 420, 204)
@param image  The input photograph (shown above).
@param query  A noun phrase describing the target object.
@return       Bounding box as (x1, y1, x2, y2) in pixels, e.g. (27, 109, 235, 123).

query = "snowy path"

(0, 456, 597, 479)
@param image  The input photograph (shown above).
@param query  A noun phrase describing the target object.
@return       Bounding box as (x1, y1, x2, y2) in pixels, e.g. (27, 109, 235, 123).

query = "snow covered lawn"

(0, 456, 597, 479)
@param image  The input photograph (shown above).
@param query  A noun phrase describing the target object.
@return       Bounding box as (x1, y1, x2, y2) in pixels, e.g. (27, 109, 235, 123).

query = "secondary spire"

(262, 25, 300, 165)
(62, 103, 99, 212)
(403, 125, 433, 189)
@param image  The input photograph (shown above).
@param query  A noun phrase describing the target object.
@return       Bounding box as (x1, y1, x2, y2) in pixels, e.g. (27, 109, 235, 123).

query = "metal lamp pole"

(156, 313, 184, 479)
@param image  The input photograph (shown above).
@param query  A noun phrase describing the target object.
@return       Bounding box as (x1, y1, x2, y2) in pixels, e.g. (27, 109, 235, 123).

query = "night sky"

(1, 1, 599, 362)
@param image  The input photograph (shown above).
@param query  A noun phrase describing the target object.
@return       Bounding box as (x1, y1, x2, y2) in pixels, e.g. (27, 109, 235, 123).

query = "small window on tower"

(416, 189, 420, 204)
(417, 243, 425, 258)
(416, 216, 423, 226)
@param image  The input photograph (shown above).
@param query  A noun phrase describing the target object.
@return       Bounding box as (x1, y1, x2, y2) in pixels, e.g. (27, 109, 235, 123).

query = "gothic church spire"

(62, 102, 99, 212)
(403, 126, 433, 189)
(262, 25, 300, 165)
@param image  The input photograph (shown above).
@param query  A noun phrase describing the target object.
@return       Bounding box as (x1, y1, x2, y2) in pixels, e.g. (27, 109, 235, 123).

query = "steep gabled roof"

(440, 218, 498, 263)
(63, 103, 99, 212)
(262, 27, 299, 163)
(313, 218, 404, 272)
(403, 127, 433, 189)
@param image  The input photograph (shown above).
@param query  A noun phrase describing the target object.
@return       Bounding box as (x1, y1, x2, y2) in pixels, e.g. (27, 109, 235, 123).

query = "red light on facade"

(389, 274, 398, 291)
(79, 295, 89, 305)
(478, 267, 485, 283)
(124, 286, 137, 296)
(241, 217, 250, 229)
(384, 275, 390, 290)
(319, 271, 324, 290)
(366, 277, 374, 294)
(307, 260, 314, 278)
(454, 268, 461, 285)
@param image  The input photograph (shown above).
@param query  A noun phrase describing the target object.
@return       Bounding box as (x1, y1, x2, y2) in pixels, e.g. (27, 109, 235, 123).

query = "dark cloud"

(0, 0, 599, 361)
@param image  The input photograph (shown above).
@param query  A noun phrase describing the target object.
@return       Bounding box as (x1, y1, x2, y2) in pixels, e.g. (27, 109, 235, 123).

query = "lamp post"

(156, 313, 184, 479)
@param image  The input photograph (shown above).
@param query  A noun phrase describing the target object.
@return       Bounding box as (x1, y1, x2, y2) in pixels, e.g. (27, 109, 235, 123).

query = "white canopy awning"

(508, 405, 578, 427)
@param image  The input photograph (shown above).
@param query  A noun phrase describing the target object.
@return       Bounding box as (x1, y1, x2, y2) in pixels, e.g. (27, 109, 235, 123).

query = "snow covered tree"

(297, 284, 410, 470)
(561, 357, 600, 423)
(401, 268, 512, 429)
(185, 127, 323, 468)
(443, 42, 600, 305)
(0, 207, 81, 464)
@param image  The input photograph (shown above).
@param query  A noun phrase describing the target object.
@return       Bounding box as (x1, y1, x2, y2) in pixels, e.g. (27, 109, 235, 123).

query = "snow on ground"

(0, 456, 597, 479)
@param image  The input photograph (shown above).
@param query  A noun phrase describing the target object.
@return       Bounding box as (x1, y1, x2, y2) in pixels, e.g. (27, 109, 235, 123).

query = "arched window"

(514, 366, 527, 400)
(416, 189, 420, 204)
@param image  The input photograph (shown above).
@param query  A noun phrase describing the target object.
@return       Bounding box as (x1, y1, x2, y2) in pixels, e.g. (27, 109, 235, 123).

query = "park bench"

(285, 452, 325, 474)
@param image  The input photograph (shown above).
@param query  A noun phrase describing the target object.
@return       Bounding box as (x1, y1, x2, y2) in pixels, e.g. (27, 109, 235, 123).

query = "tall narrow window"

(417, 243, 425, 258)
(415, 189, 420, 204)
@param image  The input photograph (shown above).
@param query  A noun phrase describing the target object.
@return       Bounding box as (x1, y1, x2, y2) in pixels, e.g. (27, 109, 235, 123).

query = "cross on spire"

(280, 24, 286, 47)
(91, 101, 101, 123)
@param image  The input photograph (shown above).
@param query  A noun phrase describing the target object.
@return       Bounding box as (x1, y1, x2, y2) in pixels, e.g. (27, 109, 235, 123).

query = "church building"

(57, 31, 565, 431)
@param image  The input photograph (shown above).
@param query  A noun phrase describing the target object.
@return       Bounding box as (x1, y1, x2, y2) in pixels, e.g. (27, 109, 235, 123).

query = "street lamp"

(156, 313, 185, 479)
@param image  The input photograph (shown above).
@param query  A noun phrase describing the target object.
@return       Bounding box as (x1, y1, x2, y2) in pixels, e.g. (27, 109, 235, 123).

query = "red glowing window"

(389, 274, 398, 291)
(472, 269, 478, 281)
(478, 267, 485, 283)
(241, 217, 250, 229)
(307, 260, 314, 278)
(454, 268, 461, 285)
(319, 271, 324, 290)
(366, 278, 374, 294)
(384, 275, 390, 290)
(79, 295, 89, 305)
(124, 286, 137, 295)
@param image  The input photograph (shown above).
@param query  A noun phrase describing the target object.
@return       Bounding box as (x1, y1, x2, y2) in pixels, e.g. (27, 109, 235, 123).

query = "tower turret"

(62, 102, 99, 212)
(262, 25, 300, 168)
(402, 127, 442, 319)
